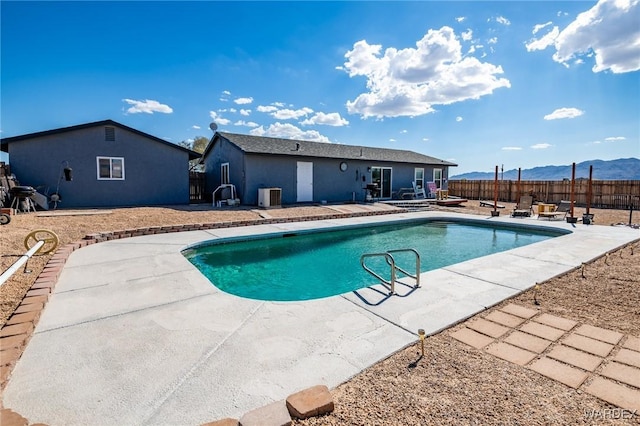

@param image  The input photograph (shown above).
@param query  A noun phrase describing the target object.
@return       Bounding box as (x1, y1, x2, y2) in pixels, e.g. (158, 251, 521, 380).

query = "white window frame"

(97, 156, 125, 180)
(371, 166, 393, 199)
(221, 162, 230, 185)
(414, 168, 424, 189)
(433, 168, 443, 189)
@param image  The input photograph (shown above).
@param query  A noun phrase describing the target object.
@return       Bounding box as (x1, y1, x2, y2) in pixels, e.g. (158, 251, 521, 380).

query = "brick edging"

(0, 208, 406, 390)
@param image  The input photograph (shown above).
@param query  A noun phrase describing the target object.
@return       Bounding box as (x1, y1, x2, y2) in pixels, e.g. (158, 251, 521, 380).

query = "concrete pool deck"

(3, 211, 639, 425)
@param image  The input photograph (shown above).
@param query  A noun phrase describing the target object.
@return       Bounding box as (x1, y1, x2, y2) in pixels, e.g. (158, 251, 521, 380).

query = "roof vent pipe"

(295, 143, 300, 151)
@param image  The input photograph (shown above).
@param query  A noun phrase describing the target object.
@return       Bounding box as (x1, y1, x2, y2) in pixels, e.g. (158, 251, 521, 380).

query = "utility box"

(258, 187, 282, 208)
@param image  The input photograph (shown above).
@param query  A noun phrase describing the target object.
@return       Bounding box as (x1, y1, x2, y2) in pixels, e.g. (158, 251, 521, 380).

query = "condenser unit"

(258, 187, 282, 208)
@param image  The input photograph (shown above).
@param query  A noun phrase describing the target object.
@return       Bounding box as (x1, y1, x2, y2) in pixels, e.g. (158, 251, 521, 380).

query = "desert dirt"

(1, 200, 639, 424)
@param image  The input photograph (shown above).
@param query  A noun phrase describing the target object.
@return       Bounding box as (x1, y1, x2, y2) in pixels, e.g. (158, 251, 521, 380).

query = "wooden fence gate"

(189, 171, 206, 203)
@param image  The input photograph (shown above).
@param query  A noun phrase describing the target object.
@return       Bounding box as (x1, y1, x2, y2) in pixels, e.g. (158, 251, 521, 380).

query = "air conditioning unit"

(258, 187, 282, 208)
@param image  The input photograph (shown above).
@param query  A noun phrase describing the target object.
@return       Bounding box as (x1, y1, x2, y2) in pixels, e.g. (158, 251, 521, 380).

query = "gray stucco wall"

(8, 125, 190, 208)
(203, 137, 245, 201)
(202, 136, 451, 206)
(243, 155, 450, 205)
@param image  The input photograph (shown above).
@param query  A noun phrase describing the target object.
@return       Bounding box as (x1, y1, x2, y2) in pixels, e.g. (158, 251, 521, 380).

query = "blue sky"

(1, 1, 638, 175)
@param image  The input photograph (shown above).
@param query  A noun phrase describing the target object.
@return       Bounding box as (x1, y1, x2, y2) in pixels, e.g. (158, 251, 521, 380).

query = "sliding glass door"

(371, 167, 392, 198)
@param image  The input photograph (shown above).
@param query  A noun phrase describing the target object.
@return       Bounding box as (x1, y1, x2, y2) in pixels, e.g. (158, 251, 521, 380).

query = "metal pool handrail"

(360, 248, 421, 295)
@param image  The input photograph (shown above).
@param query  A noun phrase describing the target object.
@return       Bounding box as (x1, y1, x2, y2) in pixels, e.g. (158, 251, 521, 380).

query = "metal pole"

(586, 165, 593, 215)
(516, 168, 521, 203)
(570, 162, 576, 218)
(0, 240, 45, 287)
(494, 165, 498, 211)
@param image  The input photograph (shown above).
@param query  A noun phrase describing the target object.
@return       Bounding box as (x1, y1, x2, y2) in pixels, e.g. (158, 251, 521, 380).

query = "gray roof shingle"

(213, 132, 456, 166)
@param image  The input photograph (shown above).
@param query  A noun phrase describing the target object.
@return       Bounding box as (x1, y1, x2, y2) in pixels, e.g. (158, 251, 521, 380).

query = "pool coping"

(2, 210, 638, 424)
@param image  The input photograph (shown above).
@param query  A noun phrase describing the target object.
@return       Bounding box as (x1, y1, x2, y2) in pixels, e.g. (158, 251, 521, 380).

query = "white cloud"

(544, 107, 585, 120)
(400, 129, 408, 133)
(257, 105, 278, 113)
(233, 120, 259, 128)
(272, 107, 313, 120)
(273, 102, 285, 107)
(222, 90, 231, 95)
(533, 21, 553, 35)
(525, 26, 560, 51)
(488, 37, 498, 44)
(552, 0, 640, 73)
(192, 125, 201, 130)
(531, 143, 552, 149)
(300, 112, 349, 126)
(234, 97, 253, 105)
(502, 146, 522, 150)
(422, 137, 429, 142)
(229, 108, 237, 113)
(342, 27, 511, 119)
(209, 111, 230, 126)
(456, 16, 466, 23)
(249, 122, 330, 142)
(122, 99, 173, 114)
(495, 16, 511, 25)
(605, 136, 626, 141)
(461, 29, 473, 41)
(240, 109, 251, 116)
(456, 116, 463, 122)
(389, 138, 397, 142)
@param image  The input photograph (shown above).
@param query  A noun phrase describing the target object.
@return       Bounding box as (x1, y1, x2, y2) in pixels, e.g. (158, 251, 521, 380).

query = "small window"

(97, 157, 125, 180)
(221, 162, 230, 185)
(414, 168, 424, 189)
(105, 126, 116, 141)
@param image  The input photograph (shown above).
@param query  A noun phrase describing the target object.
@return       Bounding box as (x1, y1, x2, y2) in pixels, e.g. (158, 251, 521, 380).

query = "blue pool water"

(183, 220, 559, 301)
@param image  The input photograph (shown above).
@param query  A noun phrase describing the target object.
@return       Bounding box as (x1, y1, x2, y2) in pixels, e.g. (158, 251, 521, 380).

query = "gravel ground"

(1, 201, 639, 425)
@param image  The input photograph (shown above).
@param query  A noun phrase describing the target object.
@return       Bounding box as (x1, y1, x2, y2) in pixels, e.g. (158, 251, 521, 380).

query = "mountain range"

(450, 158, 640, 181)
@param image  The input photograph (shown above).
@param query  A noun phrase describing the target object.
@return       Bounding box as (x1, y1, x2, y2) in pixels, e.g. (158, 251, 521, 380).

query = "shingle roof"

(207, 132, 456, 166)
(0, 119, 201, 160)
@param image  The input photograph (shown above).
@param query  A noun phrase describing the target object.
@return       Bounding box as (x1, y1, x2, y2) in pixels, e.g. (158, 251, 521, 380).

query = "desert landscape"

(1, 201, 639, 424)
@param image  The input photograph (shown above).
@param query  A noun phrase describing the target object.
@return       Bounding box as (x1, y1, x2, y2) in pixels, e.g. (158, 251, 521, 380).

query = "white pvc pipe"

(0, 240, 45, 287)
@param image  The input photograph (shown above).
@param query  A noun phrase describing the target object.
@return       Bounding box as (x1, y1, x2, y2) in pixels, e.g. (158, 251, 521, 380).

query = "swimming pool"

(183, 219, 562, 301)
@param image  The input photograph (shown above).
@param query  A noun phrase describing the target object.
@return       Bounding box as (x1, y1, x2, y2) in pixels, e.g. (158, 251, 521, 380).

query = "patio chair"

(511, 195, 533, 217)
(412, 181, 426, 199)
(426, 182, 438, 199)
(537, 200, 572, 220)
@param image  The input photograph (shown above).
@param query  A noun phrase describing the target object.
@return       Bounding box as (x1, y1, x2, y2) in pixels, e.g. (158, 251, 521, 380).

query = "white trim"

(97, 156, 125, 180)
(414, 168, 424, 189)
(221, 162, 230, 185)
(371, 166, 393, 199)
(433, 168, 442, 189)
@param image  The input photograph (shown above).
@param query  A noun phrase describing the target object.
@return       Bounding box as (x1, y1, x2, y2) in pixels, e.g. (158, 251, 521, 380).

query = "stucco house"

(0, 120, 200, 208)
(201, 132, 457, 206)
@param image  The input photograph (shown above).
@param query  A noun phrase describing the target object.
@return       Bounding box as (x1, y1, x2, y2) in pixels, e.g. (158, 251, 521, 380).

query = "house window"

(433, 168, 443, 189)
(97, 157, 125, 180)
(221, 162, 230, 185)
(414, 168, 424, 189)
(105, 126, 116, 141)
